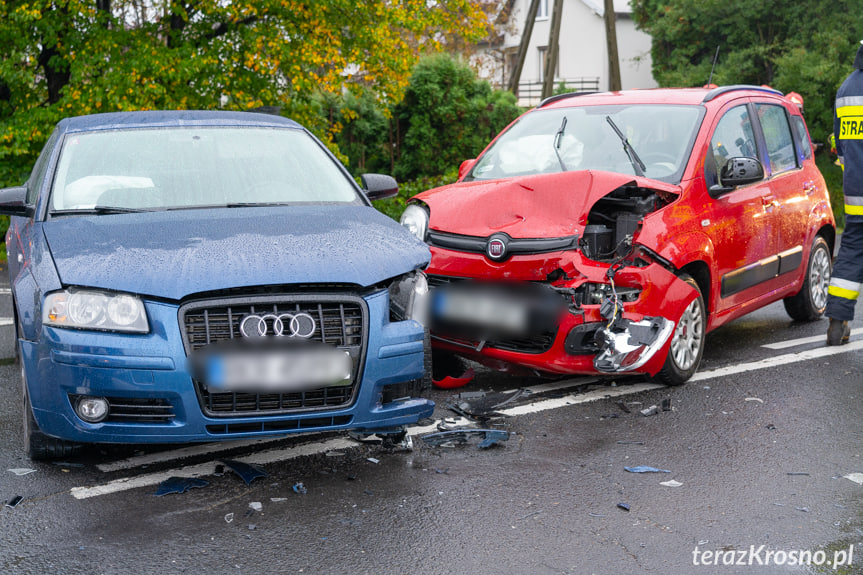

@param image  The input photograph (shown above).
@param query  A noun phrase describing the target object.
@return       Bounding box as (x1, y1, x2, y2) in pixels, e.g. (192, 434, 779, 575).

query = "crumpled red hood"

(419, 170, 679, 238)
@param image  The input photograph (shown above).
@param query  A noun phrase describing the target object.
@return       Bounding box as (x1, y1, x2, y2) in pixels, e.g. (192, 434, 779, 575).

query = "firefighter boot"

(826, 319, 851, 346)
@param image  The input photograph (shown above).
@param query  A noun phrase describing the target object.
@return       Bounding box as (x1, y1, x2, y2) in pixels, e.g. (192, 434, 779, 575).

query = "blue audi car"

(0, 111, 433, 459)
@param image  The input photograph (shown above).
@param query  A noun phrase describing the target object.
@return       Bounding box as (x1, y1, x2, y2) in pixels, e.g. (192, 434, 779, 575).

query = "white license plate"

(205, 346, 352, 392)
(435, 289, 529, 332)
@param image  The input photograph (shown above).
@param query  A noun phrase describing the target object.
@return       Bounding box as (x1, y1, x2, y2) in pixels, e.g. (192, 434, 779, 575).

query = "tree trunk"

(541, 0, 563, 100)
(507, 0, 541, 95)
(604, 0, 621, 91)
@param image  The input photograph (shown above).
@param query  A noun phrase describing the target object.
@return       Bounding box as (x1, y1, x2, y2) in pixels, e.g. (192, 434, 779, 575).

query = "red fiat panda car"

(401, 85, 835, 385)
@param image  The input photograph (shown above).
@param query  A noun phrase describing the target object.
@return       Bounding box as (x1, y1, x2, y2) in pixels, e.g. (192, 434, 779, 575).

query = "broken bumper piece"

(593, 316, 674, 373)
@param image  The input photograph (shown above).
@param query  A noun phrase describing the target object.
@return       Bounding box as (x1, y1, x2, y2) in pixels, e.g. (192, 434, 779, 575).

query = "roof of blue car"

(56, 110, 303, 134)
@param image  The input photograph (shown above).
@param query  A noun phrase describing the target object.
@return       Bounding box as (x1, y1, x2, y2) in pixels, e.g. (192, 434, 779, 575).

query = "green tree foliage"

(631, 0, 863, 144)
(0, 0, 489, 188)
(391, 54, 521, 181)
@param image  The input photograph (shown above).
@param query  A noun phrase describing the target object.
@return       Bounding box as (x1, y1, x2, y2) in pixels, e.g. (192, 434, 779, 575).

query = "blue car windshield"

(50, 127, 362, 212)
(468, 104, 703, 184)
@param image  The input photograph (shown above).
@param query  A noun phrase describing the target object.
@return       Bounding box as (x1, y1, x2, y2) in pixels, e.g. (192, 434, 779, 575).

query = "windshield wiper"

(605, 116, 645, 177)
(51, 206, 149, 216)
(553, 116, 568, 172)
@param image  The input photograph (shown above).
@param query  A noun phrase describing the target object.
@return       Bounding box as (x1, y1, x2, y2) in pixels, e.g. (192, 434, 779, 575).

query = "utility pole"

(541, 0, 563, 100)
(604, 0, 621, 91)
(507, 0, 541, 95)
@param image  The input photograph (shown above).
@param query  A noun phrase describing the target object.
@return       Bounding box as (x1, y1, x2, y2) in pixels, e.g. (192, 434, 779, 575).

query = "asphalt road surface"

(0, 272, 860, 575)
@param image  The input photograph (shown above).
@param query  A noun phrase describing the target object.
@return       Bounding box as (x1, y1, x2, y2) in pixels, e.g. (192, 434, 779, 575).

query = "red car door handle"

(804, 181, 817, 195)
(761, 195, 777, 207)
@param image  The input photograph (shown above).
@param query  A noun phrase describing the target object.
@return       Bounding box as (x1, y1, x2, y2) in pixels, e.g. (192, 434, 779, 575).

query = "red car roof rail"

(538, 91, 600, 108)
(702, 84, 783, 103)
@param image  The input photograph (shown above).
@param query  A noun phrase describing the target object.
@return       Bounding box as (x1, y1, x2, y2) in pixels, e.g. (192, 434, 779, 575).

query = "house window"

(537, 46, 547, 82)
(536, 0, 548, 20)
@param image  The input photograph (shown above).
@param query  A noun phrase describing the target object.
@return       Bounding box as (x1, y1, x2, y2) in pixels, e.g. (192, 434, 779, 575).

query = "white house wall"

(495, 0, 656, 103)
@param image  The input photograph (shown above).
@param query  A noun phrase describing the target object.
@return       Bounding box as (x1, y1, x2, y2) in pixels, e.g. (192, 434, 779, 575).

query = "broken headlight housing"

(389, 271, 429, 326)
(43, 288, 149, 333)
(576, 283, 641, 305)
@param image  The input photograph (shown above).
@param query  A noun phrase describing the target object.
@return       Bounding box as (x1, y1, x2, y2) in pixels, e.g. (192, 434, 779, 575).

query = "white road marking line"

(97, 436, 308, 473)
(496, 382, 664, 417)
(0, 288, 10, 294)
(72, 338, 863, 499)
(72, 437, 358, 499)
(692, 339, 863, 382)
(762, 329, 863, 350)
(0, 317, 13, 326)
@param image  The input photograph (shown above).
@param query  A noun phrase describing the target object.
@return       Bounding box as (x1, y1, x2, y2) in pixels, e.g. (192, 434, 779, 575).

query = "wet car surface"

(403, 85, 836, 386)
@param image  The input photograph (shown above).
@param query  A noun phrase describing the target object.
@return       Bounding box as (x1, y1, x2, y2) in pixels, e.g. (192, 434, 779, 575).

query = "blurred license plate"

(434, 289, 528, 332)
(205, 346, 352, 392)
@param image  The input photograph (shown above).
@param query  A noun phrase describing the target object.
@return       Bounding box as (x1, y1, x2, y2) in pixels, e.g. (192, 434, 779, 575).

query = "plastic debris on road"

(224, 513, 234, 523)
(292, 482, 307, 494)
(8, 468, 36, 476)
(433, 368, 475, 389)
(5, 496, 24, 508)
(617, 502, 630, 511)
(744, 397, 764, 403)
(660, 479, 683, 487)
(844, 473, 863, 485)
(625, 466, 671, 473)
(421, 428, 510, 449)
(154, 476, 209, 496)
(221, 459, 268, 486)
(640, 405, 659, 417)
(249, 502, 263, 512)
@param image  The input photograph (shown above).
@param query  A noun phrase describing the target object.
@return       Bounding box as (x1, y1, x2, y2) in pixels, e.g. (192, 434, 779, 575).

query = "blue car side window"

(27, 130, 59, 206)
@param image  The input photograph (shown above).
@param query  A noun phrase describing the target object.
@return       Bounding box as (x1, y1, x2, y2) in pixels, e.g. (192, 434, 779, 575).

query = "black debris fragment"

(616, 441, 645, 445)
(447, 389, 528, 418)
(221, 460, 268, 486)
(661, 398, 672, 411)
(617, 502, 630, 512)
(5, 496, 24, 508)
(155, 476, 209, 496)
(616, 401, 631, 414)
(421, 428, 510, 449)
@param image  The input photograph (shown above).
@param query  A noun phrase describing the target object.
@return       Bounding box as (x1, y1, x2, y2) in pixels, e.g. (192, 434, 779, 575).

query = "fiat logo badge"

(486, 236, 507, 261)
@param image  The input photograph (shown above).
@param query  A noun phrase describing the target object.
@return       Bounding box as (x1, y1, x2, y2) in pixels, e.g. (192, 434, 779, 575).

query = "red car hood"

(420, 170, 680, 238)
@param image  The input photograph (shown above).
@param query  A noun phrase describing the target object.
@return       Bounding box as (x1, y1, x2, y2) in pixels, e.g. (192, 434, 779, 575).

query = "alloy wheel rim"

(670, 298, 704, 371)
(809, 247, 830, 310)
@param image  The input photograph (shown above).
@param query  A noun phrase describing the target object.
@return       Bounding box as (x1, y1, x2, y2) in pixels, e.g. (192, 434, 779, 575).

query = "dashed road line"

(762, 329, 863, 350)
(693, 338, 863, 381)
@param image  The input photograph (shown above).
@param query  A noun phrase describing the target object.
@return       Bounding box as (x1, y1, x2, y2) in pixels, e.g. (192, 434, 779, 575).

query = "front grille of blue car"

(179, 295, 367, 417)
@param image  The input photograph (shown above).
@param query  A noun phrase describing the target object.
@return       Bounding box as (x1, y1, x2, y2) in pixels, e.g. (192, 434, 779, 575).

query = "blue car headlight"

(43, 288, 149, 333)
(388, 271, 429, 326)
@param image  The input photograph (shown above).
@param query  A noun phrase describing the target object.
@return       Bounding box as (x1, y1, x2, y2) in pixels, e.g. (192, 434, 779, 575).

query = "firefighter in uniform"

(826, 40, 863, 345)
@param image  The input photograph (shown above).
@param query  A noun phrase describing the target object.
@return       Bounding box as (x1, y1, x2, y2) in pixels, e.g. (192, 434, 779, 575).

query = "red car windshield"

(468, 104, 703, 184)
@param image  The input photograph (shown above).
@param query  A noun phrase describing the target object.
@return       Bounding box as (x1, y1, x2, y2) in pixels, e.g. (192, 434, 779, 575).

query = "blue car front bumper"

(23, 289, 433, 444)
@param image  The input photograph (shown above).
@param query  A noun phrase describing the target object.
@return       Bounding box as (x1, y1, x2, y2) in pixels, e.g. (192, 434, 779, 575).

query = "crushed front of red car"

(413, 169, 699, 377)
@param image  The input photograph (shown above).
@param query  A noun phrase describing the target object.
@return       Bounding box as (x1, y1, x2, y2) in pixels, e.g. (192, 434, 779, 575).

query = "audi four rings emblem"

(239, 313, 317, 338)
